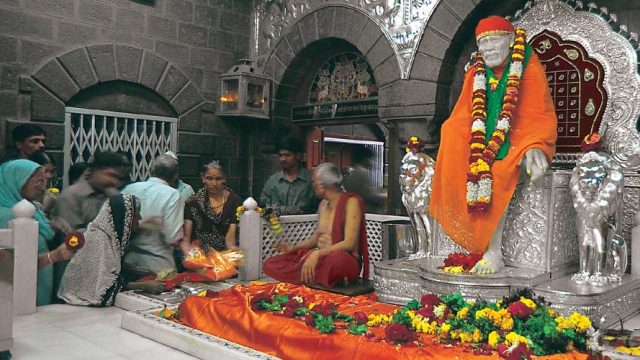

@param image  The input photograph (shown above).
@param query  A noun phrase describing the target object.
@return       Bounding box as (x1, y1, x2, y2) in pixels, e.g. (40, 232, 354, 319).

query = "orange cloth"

(429, 52, 557, 254)
(177, 283, 586, 360)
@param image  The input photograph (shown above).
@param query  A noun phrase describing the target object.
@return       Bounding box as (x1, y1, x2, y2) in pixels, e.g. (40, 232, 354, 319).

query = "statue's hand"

(520, 148, 548, 186)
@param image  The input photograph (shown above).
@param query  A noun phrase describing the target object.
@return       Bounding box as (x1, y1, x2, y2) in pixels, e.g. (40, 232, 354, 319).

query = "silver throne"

(375, 0, 640, 325)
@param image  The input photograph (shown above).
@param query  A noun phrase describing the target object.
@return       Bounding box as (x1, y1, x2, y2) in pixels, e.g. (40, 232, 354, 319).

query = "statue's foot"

(571, 272, 590, 284)
(469, 252, 505, 275)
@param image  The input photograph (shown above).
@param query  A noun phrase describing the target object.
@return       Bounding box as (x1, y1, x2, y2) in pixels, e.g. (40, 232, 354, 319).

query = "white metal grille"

(64, 107, 177, 186)
(259, 213, 409, 279)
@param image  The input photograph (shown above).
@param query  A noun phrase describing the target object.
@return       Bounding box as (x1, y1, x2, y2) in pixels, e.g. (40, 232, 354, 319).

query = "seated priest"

(429, 16, 557, 274)
(263, 162, 369, 287)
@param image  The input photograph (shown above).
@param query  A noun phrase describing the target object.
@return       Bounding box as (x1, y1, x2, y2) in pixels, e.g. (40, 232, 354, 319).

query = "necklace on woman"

(209, 191, 228, 211)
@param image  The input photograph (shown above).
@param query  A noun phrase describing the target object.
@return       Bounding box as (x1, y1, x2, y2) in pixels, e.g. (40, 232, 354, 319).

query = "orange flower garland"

(466, 28, 527, 212)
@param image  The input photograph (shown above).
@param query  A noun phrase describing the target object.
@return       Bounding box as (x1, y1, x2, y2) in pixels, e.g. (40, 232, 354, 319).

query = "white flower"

(496, 118, 511, 131)
(478, 178, 492, 198)
(466, 182, 478, 201)
(473, 74, 486, 91)
(472, 119, 486, 132)
(434, 304, 447, 318)
(510, 61, 523, 76)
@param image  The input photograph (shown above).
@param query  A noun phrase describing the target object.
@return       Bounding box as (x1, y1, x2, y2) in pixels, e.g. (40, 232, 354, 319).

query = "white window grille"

(324, 137, 384, 188)
(64, 107, 178, 187)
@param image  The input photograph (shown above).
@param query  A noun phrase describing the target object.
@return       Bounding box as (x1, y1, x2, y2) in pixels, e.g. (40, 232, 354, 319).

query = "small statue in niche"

(570, 151, 625, 285)
(400, 137, 434, 258)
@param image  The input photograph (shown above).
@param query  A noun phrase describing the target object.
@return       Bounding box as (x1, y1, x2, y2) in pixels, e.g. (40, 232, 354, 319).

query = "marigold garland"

(467, 28, 528, 212)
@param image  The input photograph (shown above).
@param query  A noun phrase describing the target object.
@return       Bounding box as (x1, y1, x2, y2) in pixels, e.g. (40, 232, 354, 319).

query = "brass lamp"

(219, 59, 271, 119)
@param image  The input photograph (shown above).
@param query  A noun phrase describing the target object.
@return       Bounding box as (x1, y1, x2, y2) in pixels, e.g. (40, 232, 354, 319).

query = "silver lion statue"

(570, 151, 626, 285)
(399, 141, 435, 258)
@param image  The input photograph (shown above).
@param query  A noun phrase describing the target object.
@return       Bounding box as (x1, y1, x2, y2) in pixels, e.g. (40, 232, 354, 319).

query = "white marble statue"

(570, 151, 625, 285)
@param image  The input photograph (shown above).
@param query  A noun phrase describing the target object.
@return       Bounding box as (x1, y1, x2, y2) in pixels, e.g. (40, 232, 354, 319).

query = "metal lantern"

(219, 59, 271, 119)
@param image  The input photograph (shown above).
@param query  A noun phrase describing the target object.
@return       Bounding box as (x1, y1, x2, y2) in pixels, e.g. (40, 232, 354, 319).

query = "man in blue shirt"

(260, 136, 317, 214)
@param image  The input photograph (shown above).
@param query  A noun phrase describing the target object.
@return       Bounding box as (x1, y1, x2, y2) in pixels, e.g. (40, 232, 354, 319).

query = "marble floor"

(8, 304, 640, 359)
(10, 305, 198, 360)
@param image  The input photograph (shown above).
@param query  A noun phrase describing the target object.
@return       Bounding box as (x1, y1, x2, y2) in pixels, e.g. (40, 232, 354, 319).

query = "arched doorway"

(273, 38, 389, 212)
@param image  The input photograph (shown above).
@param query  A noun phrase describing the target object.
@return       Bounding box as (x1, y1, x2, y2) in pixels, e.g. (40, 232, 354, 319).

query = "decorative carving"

(308, 52, 377, 104)
(514, 1, 640, 171)
(255, 0, 442, 79)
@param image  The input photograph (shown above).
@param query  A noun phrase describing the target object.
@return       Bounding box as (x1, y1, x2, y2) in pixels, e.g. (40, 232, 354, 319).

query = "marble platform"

(374, 257, 640, 329)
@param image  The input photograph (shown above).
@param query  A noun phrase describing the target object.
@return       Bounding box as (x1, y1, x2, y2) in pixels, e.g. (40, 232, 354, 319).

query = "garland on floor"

(250, 289, 594, 359)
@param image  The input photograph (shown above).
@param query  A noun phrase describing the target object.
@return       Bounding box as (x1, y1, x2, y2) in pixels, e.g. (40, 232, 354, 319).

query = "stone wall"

(0, 0, 252, 195)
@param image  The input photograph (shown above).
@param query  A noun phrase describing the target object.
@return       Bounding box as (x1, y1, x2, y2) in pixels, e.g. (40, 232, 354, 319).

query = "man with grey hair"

(164, 151, 195, 203)
(122, 154, 185, 273)
(263, 162, 370, 288)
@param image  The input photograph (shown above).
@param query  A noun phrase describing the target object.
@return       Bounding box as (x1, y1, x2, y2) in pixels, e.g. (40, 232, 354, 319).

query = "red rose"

(250, 293, 271, 311)
(416, 306, 436, 320)
(313, 302, 337, 317)
(498, 343, 532, 360)
(385, 323, 416, 344)
(282, 307, 296, 318)
(283, 298, 303, 310)
(304, 315, 315, 327)
(507, 301, 534, 319)
(420, 294, 441, 308)
(353, 311, 368, 325)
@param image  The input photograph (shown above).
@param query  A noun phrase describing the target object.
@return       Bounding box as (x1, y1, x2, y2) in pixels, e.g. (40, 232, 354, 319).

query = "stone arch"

(260, 6, 400, 126)
(19, 43, 213, 131)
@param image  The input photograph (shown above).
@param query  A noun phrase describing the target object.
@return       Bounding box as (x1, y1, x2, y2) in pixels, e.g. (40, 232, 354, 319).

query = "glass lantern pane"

(221, 79, 239, 111)
(246, 83, 265, 109)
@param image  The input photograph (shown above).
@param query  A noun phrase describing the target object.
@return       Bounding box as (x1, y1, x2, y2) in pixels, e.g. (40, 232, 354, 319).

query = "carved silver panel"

(534, 274, 640, 328)
(514, 1, 640, 171)
(254, 0, 442, 79)
(430, 170, 578, 272)
(621, 173, 640, 271)
(374, 258, 422, 304)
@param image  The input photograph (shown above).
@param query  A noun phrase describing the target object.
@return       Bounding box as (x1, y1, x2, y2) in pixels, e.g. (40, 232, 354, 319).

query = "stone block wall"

(0, 0, 253, 196)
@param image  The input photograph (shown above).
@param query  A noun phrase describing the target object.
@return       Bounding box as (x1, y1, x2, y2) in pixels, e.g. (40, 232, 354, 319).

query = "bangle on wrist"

(47, 251, 54, 265)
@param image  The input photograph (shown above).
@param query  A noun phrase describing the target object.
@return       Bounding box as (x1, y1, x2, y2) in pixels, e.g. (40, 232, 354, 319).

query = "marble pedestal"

(374, 257, 640, 328)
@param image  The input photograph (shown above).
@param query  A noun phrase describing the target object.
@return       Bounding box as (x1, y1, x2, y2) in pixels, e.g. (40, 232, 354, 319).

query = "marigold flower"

(488, 331, 500, 348)
(456, 307, 469, 319)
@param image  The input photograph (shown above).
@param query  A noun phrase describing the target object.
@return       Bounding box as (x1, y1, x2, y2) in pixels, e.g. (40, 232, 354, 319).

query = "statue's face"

(477, 34, 513, 68)
(578, 160, 607, 200)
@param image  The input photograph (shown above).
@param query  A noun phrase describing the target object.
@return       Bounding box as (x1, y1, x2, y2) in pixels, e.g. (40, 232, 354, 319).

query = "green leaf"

(315, 315, 336, 334)
(348, 323, 368, 335)
(335, 313, 353, 323)
(405, 299, 421, 310)
(295, 307, 310, 316)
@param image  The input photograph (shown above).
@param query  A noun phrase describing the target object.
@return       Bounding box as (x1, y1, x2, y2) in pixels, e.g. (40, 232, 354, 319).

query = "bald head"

(150, 155, 179, 182)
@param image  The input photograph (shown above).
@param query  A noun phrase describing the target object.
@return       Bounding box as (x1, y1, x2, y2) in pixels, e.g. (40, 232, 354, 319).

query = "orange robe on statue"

(429, 52, 557, 254)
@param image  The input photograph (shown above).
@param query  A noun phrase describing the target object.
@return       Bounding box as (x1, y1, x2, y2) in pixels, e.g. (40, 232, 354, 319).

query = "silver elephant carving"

(399, 150, 435, 258)
(570, 151, 626, 285)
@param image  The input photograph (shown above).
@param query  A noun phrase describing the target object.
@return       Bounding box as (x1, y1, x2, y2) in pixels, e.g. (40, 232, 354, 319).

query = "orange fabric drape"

(429, 52, 557, 254)
(177, 283, 586, 360)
